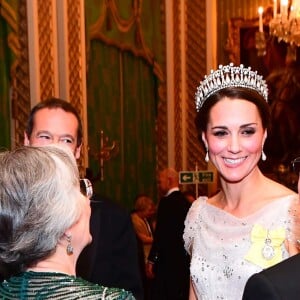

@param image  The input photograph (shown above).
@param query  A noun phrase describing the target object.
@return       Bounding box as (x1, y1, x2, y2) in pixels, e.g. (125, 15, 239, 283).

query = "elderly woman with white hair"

(0, 145, 135, 299)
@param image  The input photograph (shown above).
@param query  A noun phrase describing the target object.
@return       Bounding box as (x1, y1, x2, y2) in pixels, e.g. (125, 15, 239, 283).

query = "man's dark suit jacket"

(148, 190, 191, 300)
(242, 253, 300, 300)
(76, 194, 143, 299)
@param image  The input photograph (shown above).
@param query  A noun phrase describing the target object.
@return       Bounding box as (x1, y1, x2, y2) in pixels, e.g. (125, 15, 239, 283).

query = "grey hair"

(0, 145, 83, 276)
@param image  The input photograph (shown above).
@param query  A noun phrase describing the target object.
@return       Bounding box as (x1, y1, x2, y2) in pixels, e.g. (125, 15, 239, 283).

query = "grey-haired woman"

(0, 145, 135, 299)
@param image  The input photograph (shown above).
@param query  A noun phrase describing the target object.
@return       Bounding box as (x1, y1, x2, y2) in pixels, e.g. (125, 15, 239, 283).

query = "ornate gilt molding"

(173, 1, 183, 171)
(13, 0, 31, 147)
(66, 0, 87, 174)
(37, 0, 56, 99)
(157, 0, 206, 187)
(11, 0, 87, 173)
(185, 0, 207, 175)
(156, 1, 167, 174)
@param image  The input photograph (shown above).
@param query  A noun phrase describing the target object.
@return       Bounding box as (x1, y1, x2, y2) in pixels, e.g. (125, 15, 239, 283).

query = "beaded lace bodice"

(183, 195, 297, 300)
(0, 271, 135, 299)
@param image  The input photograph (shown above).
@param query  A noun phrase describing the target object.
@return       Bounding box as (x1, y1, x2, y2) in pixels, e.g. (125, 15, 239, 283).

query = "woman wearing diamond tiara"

(183, 63, 300, 300)
(0, 145, 135, 299)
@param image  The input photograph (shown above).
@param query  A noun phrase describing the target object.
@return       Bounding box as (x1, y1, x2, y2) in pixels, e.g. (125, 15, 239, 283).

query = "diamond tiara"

(195, 63, 268, 111)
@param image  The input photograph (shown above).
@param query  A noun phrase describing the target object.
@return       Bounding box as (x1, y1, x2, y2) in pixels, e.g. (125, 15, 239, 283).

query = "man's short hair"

(25, 97, 83, 147)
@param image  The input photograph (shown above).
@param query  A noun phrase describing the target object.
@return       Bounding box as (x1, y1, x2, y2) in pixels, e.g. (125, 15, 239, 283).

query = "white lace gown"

(183, 195, 297, 300)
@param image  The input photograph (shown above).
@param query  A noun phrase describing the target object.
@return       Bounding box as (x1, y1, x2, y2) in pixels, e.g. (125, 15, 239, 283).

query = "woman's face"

(202, 98, 267, 183)
(72, 194, 92, 253)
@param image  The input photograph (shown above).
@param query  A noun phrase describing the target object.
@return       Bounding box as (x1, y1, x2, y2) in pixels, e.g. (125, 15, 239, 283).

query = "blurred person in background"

(147, 168, 191, 300)
(131, 194, 156, 299)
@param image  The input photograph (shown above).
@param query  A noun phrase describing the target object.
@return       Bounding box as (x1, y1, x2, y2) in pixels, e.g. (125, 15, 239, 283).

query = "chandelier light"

(269, 0, 300, 46)
(255, 6, 267, 56)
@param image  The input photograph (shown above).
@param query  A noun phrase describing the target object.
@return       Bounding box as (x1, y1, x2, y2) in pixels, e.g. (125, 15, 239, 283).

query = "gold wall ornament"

(89, 130, 119, 182)
(99, 130, 119, 181)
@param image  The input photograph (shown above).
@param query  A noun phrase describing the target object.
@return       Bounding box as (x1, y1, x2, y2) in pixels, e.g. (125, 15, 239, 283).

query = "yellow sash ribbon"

(244, 224, 285, 268)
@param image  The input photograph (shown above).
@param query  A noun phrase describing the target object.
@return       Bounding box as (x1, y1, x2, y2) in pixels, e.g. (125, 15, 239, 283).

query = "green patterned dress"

(0, 271, 135, 299)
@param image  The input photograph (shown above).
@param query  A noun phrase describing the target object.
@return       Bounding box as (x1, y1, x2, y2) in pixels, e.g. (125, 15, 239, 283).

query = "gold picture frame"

(225, 16, 260, 65)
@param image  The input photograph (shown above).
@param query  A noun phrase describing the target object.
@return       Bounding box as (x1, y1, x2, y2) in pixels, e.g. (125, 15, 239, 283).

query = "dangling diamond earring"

(205, 149, 209, 162)
(261, 150, 267, 161)
(66, 234, 74, 255)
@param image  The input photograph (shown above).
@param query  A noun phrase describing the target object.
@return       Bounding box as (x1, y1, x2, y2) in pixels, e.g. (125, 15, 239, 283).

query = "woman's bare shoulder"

(261, 177, 297, 205)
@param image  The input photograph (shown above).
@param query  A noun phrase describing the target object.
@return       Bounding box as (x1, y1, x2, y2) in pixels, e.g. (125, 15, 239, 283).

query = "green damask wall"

(84, 0, 164, 209)
(0, 0, 19, 149)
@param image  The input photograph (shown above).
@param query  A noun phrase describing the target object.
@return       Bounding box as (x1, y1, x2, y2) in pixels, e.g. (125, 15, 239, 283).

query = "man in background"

(147, 168, 191, 300)
(24, 97, 143, 299)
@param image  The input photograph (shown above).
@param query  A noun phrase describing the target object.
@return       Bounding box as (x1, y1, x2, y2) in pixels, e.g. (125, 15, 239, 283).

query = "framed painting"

(225, 9, 287, 78)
